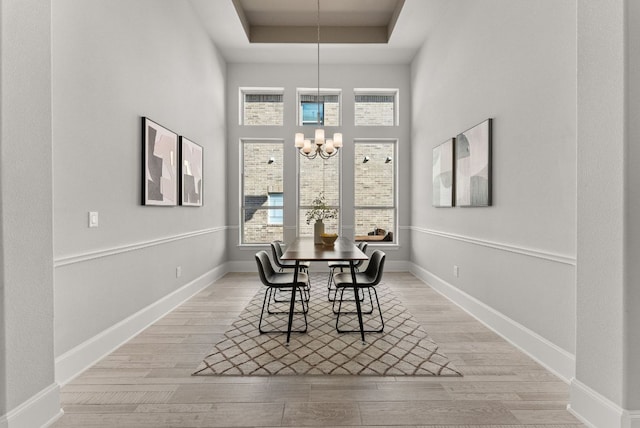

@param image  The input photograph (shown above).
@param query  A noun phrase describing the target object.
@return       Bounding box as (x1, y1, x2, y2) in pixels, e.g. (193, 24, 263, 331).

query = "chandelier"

(294, 0, 342, 160)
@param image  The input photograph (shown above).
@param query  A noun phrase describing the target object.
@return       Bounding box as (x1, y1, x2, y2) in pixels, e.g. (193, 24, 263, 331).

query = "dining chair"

(326, 241, 367, 301)
(255, 250, 308, 336)
(332, 250, 386, 338)
(270, 240, 311, 301)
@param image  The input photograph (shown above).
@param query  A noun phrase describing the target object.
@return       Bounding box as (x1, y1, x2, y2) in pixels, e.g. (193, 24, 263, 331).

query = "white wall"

(571, 1, 640, 427)
(52, 0, 227, 383)
(225, 63, 412, 270)
(410, 0, 577, 379)
(0, 0, 61, 425)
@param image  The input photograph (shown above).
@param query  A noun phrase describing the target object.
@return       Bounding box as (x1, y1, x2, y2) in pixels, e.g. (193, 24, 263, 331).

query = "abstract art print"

(142, 117, 178, 206)
(180, 137, 203, 206)
(456, 119, 492, 207)
(432, 138, 455, 207)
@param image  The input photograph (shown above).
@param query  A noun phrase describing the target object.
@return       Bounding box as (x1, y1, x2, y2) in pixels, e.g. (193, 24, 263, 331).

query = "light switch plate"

(89, 211, 99, 228)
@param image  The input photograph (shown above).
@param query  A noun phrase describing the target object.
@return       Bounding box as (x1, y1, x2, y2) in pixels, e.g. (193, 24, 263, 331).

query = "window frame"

(353, 138, 398, 244)
(354, 88, 399, 127)
(296, 88, 342, 127)
(239, 138, 285, 245)
(239, 87, 285, 126)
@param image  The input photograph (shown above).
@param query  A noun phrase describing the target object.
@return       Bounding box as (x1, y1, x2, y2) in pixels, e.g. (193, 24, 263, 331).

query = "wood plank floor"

(53, 272, 585, 427)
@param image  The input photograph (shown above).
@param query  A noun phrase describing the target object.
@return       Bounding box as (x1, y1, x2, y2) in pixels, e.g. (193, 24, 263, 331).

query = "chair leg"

(334, 286, 384, 334)
(259, 286, 308, 335)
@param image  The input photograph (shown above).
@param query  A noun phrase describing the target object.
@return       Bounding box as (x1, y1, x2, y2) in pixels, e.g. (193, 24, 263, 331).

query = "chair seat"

(266, 272, 309, 287)
(333, 271, 375, 288)
(327, 260, 350, 269)
(280, 260, 311, 269)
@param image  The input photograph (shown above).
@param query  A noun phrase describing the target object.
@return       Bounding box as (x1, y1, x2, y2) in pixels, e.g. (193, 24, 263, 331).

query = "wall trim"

(0, 383, 63, 428)
(568, 378, 640, 428)
(55, 264, 228, 386)
(412, 226, 576, 266)
(410, 262, 575, 383)
(54, 227, 226, 267)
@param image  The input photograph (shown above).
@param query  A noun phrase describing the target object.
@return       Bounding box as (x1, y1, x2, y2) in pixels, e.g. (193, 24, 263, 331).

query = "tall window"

(354, 140, 396, 242)
(354, 89, 398, 126)
(240, 88, 284, 126)
(241, 140, 284, 244)
(298, 154, 340, 237)
(297, 89, 341, 126)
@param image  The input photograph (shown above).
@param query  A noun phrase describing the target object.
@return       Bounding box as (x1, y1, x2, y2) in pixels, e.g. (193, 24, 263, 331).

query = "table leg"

(350, 260, 365, 343)
(286, 260, 300, 345)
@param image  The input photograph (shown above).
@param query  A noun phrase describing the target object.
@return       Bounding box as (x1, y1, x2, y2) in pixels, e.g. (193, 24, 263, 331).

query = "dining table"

(280, 237, 369, 344)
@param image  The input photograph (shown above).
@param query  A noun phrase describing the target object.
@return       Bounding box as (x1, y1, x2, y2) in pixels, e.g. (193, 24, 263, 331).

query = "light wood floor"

(53, 272, 584, 427)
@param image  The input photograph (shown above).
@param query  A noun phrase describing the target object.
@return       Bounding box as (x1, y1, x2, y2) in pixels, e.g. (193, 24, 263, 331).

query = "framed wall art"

(142, 117, 178, 206)
(455, 118, 492, 207)
(432, 138, 455, 207)
(179, 136, 203, 206)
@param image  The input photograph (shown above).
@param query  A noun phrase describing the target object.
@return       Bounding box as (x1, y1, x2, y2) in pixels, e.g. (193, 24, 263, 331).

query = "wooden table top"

(281, 237, 368, 262)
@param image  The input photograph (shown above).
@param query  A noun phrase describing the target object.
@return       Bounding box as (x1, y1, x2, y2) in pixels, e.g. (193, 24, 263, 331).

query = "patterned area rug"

(193, 273, 462, 376)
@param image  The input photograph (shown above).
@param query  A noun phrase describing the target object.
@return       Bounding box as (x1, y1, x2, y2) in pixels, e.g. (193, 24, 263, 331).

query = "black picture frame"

(455, 118, 492, 207)
(142, 117, 179, 206)
(179, 136, 203, 207)
(432, 138, 455, 207)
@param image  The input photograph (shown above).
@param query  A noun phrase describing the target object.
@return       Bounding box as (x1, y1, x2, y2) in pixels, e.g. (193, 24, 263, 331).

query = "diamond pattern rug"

(193, 273, 462, 376)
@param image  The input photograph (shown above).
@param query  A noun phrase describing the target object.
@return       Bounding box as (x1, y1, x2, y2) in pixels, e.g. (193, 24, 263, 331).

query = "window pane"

(355, 93, 396, 126)
(242, 141, 283, 243)
(299, 209, 340, 237)
(355, 208, 395, 240)
(243, 92, 283, 126)
(298, 153, 340, 235)
(268, 193, 283, 225)
(299, 154, 340, 207)
(354, 143, 394, 207)
(298, 93, 340, 126)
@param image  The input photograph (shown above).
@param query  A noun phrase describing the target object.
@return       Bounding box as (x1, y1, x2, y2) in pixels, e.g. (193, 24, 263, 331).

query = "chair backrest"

(270, 241, 286, 268)
(361, 250, 386, 286)
(355, 242, 368, 268)
(255, 250, 277, 286)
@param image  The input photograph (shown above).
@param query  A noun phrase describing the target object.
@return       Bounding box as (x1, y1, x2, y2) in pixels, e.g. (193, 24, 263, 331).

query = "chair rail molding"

(411, 226, 576, 266)
(54, 226, 226, 267)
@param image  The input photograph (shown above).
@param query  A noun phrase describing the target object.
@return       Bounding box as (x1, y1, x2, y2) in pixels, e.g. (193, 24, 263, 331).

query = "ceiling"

(232, 0, 404, 44)
(189, 0, 444, 64)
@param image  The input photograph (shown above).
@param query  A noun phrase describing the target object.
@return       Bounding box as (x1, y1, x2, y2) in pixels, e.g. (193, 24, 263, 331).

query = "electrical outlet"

(453, 265, 459, 278)
(176, 266, 182, 278)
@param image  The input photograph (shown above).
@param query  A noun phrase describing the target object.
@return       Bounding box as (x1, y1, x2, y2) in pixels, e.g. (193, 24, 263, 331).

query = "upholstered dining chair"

(326, 241, 368, 301)
(270, 240, 311, 301)
(255, 250, 308, 336)
(332, 250, 386, 338)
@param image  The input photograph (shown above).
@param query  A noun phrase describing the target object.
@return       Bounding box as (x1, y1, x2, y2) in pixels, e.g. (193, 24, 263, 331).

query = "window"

(354, 89, 398, 126)
(298, 154, 340, 237)
(240, 88, 284, 126)
(241, 140, 284, 244)
(297, 90, 341, 126)
(268, 192, 283, 225)
(354, 140, 396, 243)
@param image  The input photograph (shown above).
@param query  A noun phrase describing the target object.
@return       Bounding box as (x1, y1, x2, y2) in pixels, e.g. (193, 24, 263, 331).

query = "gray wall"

(52, 0, 227, 380)
(410, 0, 577, 363)
(575, 0, 640, 416)
(0, 0, 59, 423)
(225, 63, 412, 270)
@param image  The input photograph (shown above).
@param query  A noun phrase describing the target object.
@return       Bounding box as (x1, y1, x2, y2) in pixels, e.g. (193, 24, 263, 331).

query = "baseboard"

(568, 378, 640, 428)
(0, 383, 63, 428)
(410, 262, 575, 383)
(55, 264, 228, 386)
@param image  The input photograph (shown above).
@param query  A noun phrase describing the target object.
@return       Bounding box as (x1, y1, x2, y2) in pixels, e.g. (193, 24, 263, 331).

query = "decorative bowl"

(320, 233, 338, 246)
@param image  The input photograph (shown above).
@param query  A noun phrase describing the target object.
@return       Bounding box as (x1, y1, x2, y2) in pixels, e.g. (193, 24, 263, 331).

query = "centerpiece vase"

(314, 219, 324, 244)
